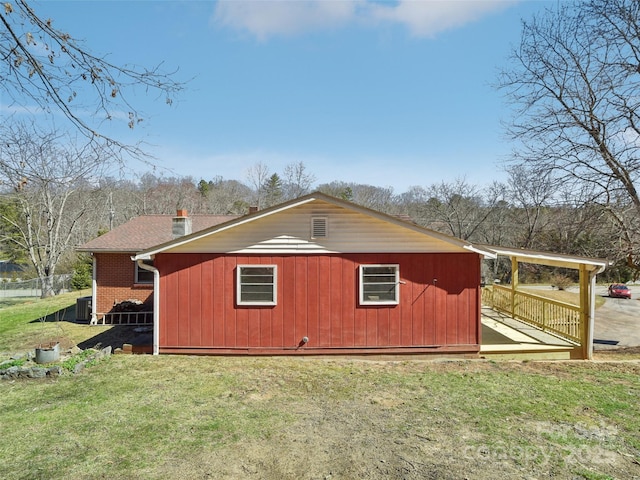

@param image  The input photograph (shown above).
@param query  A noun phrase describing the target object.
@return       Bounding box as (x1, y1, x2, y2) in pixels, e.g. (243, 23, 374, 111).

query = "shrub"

(551, 274, 573, 291)
(71, 254, 92, 290)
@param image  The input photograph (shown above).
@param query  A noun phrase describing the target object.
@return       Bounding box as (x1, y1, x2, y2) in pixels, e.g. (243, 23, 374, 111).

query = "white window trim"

(359, 264, 400, 306)
(237, 264, 277, 306)
(135, 259, 154, 284)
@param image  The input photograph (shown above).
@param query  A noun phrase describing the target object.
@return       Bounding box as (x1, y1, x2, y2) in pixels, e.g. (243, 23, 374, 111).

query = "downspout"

(137, 259, 160, 355)
(90, 254, 98, 325)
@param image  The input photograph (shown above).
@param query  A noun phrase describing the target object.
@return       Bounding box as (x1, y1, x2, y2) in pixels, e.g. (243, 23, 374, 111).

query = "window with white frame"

(359, 264, 400, 305)
(237, 265, 277, 305)
(135, 259, 154, 284)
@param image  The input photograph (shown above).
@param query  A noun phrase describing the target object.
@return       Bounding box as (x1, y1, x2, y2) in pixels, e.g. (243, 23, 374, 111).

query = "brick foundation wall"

(94, 253, 153, 315)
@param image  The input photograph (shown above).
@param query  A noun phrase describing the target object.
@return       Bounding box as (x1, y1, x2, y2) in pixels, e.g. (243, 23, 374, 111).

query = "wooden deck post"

(579, 264, 591, 360)
(511, 257, 519, 318)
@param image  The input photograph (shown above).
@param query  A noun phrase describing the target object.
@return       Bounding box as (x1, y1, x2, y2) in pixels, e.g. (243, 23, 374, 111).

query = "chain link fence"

(0, 275, 71, 299)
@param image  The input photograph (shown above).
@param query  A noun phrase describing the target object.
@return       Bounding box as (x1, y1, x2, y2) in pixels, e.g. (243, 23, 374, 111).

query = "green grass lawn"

(0, 289, 91, 353)
(1, 292, 639, 479)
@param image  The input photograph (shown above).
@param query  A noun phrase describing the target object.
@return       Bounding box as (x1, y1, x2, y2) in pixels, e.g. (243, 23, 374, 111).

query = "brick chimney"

(172, 209, 192, 238)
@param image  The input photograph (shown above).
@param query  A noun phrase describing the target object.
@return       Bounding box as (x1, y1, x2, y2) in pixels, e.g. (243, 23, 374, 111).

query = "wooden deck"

(480, 307, 578, 360)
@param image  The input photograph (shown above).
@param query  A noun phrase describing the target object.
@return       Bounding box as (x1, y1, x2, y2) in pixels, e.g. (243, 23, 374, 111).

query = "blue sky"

(19, 0, 552, 193)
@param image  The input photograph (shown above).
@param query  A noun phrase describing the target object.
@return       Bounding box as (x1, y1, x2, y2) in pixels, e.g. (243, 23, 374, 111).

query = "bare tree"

(1, 1, 183, 155)
(0, 122, 113, 296)
(498, 0, 640, 267)
(282, 161, 316, 199)
(536, 184, 612, 258)
(416, 178, 504, 241)
(132, 173, 203, 215)
(505, 165, 556, 249)
(476, 181, 511, 247)
(245, 161, 270, 209)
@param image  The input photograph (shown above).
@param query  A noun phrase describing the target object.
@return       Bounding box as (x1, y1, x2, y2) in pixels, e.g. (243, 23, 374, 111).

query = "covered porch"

(479, 246, 609, 360)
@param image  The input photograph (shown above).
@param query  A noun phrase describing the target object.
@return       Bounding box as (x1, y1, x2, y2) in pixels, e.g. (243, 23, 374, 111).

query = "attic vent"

(311, 216, 328, 239)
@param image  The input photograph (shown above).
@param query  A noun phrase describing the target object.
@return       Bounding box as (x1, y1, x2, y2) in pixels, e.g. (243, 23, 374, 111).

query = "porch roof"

(481, 245, 609, 273)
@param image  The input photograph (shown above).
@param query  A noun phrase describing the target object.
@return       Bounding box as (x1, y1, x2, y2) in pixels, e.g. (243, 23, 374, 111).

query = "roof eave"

(76, 247, 140, 254)
(482, 245, 610, 272)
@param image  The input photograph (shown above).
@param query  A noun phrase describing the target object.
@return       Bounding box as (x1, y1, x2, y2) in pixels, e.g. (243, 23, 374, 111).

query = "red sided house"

(78, 193, 496, 356)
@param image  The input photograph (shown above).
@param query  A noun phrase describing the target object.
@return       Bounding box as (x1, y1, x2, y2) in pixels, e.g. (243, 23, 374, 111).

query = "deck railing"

(95, 311, 153, 325)
(482, 285, 581, 344)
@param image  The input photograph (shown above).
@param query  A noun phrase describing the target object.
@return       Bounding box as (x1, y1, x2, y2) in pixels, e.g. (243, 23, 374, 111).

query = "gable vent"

(311, 216, 328, 238)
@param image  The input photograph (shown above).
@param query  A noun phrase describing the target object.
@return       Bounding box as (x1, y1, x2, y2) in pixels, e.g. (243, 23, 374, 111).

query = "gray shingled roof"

(78, 214, 238, 253)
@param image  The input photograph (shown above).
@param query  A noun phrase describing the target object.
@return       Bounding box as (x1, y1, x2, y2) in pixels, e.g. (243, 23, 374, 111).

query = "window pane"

(364, 266, 396, 275)
(135, 259, 154, 284)
(241, 273, 274, 284)
(363, 274, 396, 283)
(137, 270, 154, 283)
(363, 283, 396, 301)
(238, 266, 276, 304)
(241, 267, 273, 277)
(241, 284, 274, 302)
(361, 265, 398, 303)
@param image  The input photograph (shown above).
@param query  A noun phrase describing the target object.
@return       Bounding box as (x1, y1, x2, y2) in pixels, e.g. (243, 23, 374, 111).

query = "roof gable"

(133, 193, 494, 259)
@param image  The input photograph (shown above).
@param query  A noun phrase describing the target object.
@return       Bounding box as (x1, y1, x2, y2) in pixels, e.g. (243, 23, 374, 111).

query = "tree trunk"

(40, 275, 55, 298)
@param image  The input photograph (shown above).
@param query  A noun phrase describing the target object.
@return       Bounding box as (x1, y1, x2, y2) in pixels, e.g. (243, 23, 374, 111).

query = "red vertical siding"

(307, 256, 320, 346)
(410, 257, 424, 345)
(330, 256, 343, 346)
(270, 257, 284, 348)
(294, 257, 308, 346)
(434, 254, 447, 346)
(235, 256, 249, 347)
(223, 257, 236, 346)
(157, 252, 481, 355)
(317, 256, 331, 346)
(200, 258, 213, 346)
(212, 258, 224, 347)
(176, 263, 190, 347)
(341, 259, 356, 346)
(190, 260, 203, 346)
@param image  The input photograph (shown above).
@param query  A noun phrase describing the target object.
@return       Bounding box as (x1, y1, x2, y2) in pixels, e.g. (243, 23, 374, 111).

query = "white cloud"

(212, 0, 516, 40)
(368, 0, 515, 38)
(213, 0, 360, 40)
